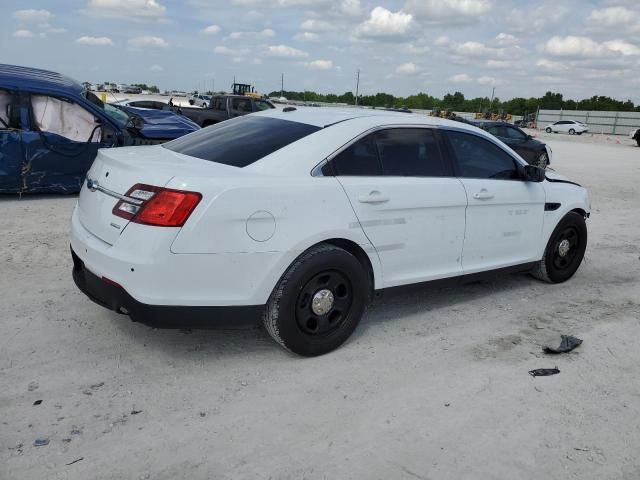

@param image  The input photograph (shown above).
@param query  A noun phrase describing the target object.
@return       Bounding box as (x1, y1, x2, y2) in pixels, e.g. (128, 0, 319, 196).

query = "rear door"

(443, 129, 545, 274)
(331, 127, 467, 287)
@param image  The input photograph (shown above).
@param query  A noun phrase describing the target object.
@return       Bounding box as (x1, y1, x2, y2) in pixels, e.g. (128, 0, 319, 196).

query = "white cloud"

(544, 36, 640, 58)
(294, 32, 319, 42)
(434, 36, 450, 46)
(85, 0, 166, 21)
(588, 6, 635, 27)
(300, 19, 333, 32)
(151, 64, 164, 71)
(48, 27, 68, 34)
(486, 59, 512, 69)
(536, 58, 568, 72)
(13, 29, 35, 38)
(356, 6, 413, 38)
(494, 32, 518, 46)
(396, 62, 418, 75)
(305, 59, 333, 70)
(450, 73, 472, 83)
(128, 36, 168, 48)
(76, 36, 114, 46)
(201, 24, 220, 35)
(227, 29, 275, 40)
(477, 75, 499, 85)
(14, 9, 54, 22)
(405, 0, 492, 22)
(214, 46, 250, 56)
(266, 44, 308, 58)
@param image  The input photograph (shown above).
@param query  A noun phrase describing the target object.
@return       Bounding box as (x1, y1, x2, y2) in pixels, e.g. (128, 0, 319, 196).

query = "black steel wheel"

(532, 212, 587, 283)
(264, 244, 370, 356)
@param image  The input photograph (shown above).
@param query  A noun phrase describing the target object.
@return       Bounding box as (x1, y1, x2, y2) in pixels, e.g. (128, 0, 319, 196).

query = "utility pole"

(489, 86, 496, 111)
(355, 68, 360, 106)
(281, 73, 284, 98)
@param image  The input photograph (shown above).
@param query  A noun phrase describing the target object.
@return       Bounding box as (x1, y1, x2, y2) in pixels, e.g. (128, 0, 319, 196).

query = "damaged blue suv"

(0, 64, 199, 193)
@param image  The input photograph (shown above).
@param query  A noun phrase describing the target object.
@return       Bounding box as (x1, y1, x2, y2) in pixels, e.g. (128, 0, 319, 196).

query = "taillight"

(112, 183, 201, 227)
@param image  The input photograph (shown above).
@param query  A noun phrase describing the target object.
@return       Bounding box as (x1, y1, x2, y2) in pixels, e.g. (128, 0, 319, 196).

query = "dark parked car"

(178, 94, 275, 127)
(0, 64, 199, 193)
(473, 120, 551, 168)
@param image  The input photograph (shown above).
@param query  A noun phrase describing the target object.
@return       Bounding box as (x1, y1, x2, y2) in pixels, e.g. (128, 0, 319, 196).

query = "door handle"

(473, 189, 494, 200)
(358, 191, 390, 204)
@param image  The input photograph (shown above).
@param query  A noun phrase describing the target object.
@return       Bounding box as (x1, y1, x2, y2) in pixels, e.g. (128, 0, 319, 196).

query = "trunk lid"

(78, 145, 188, 245)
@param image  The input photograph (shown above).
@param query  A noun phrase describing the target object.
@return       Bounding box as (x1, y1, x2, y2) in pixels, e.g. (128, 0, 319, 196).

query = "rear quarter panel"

(168, 174, 383, 290)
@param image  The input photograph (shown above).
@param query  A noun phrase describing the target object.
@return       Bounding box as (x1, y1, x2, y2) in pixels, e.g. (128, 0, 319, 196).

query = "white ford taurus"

(71, 107, 590, 356)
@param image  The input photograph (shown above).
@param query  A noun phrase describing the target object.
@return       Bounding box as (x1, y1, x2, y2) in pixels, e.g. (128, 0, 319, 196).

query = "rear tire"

(263, 244, 370, 356)
(636, 138, 640, 147)
(532, 212, 587, 284)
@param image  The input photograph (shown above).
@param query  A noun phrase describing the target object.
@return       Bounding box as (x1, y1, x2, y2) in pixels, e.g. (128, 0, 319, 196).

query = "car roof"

(0, 64, 83, 95)
(253, 106, 479, 131)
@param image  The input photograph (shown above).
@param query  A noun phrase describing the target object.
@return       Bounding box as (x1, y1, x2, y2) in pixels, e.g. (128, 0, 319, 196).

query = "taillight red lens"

(112, 183, 201, 227)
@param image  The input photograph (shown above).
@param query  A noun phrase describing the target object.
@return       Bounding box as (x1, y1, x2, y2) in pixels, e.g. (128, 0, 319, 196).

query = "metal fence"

(536, 109, 640, 135)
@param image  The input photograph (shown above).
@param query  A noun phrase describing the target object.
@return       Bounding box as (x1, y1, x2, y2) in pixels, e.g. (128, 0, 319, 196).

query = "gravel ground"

(1, 135, 640, 480)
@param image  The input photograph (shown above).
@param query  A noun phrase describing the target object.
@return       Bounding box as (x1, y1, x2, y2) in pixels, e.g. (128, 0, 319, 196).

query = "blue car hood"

(124, 106, 200, 139)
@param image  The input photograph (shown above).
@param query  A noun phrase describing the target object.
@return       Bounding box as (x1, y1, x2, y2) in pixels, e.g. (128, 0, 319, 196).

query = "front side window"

(486, 125, 501, 136)
(31, 94, 101, 142)
(446, 130, 520, 180)
(163, 116, 320, 167)
(504, 127, 526, 140)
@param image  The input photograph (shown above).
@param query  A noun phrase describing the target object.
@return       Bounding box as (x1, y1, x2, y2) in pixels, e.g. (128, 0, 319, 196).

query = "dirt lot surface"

(2, 135, 639, 480)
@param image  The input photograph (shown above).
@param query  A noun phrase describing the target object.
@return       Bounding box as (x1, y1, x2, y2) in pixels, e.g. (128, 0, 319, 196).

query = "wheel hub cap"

(558, 239, 571, 257)
(311, 289, 334, 316)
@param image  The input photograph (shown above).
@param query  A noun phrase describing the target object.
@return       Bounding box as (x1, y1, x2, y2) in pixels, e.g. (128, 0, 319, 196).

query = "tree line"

(267, 90, 639, 115)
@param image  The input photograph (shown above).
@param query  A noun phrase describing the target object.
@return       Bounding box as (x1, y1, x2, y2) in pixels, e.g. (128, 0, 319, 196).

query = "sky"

(2, 0, 640, 102)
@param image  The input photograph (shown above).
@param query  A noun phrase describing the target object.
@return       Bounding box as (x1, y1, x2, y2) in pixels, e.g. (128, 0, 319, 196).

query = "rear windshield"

(162, 116, 321, 167)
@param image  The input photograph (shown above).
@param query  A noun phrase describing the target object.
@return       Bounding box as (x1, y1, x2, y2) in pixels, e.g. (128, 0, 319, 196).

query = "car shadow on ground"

(0, 193, 78, 202)
(106, 271, 544, 360)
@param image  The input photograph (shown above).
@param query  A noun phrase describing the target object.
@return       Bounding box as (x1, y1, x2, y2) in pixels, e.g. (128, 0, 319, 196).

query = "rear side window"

(446, 130, 520, 180)
(163, 116, 320, 167)
(332, 133, 381, 176)
(0, 90, 12, 128)
(330, 128, 447, 177)
(377, 128, 446, 177)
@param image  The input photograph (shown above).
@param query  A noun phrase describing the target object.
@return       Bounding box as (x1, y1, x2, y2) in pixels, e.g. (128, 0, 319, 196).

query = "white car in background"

(188, 93, 211, 107)
(71, 108, 590, 356)
(545, 120, 589, 135)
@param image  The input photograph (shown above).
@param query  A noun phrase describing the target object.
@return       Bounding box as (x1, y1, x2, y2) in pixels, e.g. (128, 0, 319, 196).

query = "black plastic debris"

(33, 400, 43, 406)
(529, 367, 560, 377)
(33, 438, 50, 447)
(66, 457, 84, 466)
(544, 335, 583, 354)
(131, 410, 142, 415)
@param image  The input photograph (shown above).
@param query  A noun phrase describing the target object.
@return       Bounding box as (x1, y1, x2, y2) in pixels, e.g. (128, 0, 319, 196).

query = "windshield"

(84, 90, 130, 126)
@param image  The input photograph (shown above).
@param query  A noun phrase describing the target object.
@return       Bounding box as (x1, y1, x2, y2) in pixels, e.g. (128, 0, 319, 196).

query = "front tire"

(264, 244, 370, 356)
(545, 127, 552, 133)
(535, 152, 549, 169)
(569, 128, 576, 135)
(532, 212, 587, 284)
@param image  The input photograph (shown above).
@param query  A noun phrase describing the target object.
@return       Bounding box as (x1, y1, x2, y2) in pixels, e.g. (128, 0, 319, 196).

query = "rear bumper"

(71, 247, 264, 328)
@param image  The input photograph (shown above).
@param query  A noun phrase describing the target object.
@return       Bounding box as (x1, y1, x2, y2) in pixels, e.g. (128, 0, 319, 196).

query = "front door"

(444, 130, 545, 274)
(22, 93, 106, 192)
(0, 88, 24, 192)
(331, 128, 468, 287)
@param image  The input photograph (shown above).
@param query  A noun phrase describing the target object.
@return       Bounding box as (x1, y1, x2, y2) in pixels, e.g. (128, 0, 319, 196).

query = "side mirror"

(523, 164, 545, 182)
(126, 116, 144, 130)
(526, 134, 532, 140)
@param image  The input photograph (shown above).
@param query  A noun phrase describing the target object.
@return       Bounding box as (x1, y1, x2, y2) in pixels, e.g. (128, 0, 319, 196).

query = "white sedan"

(71, 108, 590, 356)
(545, 120, 589, 135)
